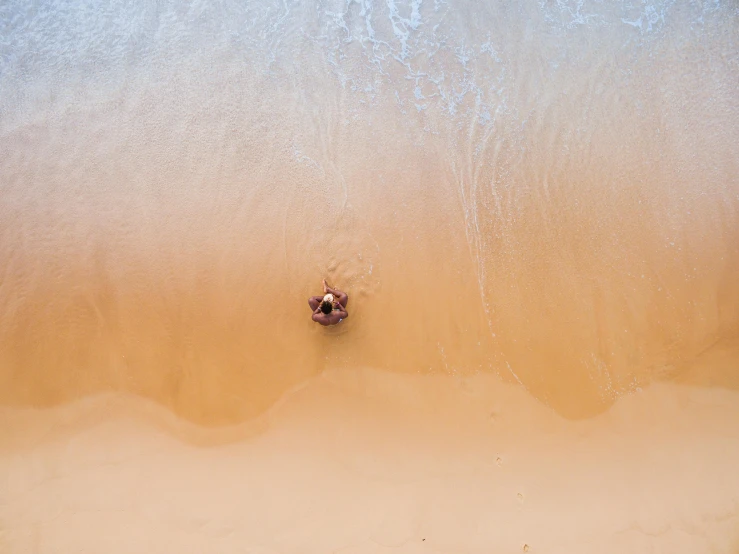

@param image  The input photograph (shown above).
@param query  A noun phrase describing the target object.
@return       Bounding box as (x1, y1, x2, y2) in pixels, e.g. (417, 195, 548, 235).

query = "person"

(308, 279, 348, 326)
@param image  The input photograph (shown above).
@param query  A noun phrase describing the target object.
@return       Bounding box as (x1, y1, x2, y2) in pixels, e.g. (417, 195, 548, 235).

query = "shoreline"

(2, 368, 738, 553)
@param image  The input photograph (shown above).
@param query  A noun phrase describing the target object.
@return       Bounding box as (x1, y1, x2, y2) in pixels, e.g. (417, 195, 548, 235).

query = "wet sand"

(2, 0, 738, 426)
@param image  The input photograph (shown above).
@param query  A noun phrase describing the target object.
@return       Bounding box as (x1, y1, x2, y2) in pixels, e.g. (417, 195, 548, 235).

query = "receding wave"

(0, 0, 737, 424)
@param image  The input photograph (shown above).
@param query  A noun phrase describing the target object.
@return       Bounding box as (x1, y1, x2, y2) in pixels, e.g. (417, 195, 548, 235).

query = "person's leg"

(308, 296, 323, 311)
(326, 287, 348, 308)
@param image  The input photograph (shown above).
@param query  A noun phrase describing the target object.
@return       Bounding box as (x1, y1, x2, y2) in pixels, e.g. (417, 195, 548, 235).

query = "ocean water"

(1, 0, 737, 424)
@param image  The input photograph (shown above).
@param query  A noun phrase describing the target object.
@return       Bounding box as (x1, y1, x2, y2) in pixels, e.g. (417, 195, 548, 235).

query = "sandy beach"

(3, 350, 739, 553)
(1, 0, 738, 551)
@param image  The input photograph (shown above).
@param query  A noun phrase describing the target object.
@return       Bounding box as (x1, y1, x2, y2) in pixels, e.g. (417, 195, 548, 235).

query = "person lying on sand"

(308, 280, 348, 326)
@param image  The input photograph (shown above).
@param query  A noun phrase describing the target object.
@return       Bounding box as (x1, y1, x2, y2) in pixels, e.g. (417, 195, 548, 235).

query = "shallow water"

(1, 0, 738, 424)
